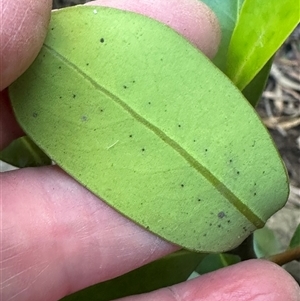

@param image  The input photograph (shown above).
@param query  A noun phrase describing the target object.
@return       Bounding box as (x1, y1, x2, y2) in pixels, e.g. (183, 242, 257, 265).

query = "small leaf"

(253, 226, 283, 258)
(60, 250, 206, 301)
(289, 224, 300, 249)
(226, 0, 299, 89)
(0, 136, 51, 167)
(9, 6, 289, 252)
(195, 253, 241, 274)
(201, 0, 244, 71)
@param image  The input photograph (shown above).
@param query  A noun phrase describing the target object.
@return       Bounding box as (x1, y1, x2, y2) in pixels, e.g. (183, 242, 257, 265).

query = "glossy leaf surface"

(227, 0, 299, 90)
(9, 6, 289, 252)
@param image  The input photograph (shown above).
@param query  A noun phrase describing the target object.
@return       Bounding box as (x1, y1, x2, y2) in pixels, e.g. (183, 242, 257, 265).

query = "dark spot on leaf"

(229, 159, 232, 163)
(86, 63, 89, 66)
(51, 27, 54, 30)
(227, 220, 231, 223)
(198, 198, 201, 202)
(203, 233, 207, 237)
(218, 224, 222, 228)
(100, 38, 104, 43)
(73, 94, 76, 98)
(218, 211, 226, 219)
(181, 184, 184, 188)
(123, 85, 127, 89)
(209, 223, 212, 226)
(59, 96, 62, 99)
(178, 124, 181, 128)
(81, 116, 87, 122)
(129, 134, 133, 138)
(58, 66, 61, 69)
(32, 112, 38, 118)
(254, 192, 257, 196)
(132, 80, 136, 83)
(100, 109, 104, 112)
(205, 149, 208, 152)
(237, 171, 240, 175)
(193, 139, 196, 142)
(148, 102, 151, 105)
(142, 148, 145, 152)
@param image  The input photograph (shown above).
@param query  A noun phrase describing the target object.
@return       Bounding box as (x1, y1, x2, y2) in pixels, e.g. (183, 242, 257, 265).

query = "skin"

(0, 0, 299, 300)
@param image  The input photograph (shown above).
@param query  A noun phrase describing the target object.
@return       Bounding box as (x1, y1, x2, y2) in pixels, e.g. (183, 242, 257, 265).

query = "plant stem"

(266, 247, 300, 266)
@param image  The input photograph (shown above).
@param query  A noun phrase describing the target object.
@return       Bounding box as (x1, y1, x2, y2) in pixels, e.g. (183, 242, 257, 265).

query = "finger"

(118, 259, 300, 301)
(0, 0, 220, 150)
(0, 0, 52, 91)
(0, 0, 52, 149)
(1, 166, 178, 301)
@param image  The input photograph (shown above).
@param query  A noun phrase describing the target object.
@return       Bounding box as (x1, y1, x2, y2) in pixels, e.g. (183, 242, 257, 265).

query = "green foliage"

(241, 57, 274, 107)
(0, 136, 51, 167)
(253, 226, 283, 258)
(9, 6, 289, 252)
(226, 0, 299, 90)
(195, 253, 241, 274)
(289, 224, 300, 249)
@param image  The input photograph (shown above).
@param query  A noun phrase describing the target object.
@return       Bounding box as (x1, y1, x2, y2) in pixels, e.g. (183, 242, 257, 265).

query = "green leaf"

(195, 253, 241, 274)
(0, 136, 51, 167)
(289, 224, 300, 249)
(60, 250, 206, 301)
(201, 0, 244, 71)
(9, 6, 289, 252)
(226, 0, 299, 90)
(253, 226, 283, 258)
(242, 57, 273, 107)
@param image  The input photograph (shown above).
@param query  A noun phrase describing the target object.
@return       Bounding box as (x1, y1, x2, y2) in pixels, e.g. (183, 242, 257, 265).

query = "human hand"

(1, 0, 299, 300)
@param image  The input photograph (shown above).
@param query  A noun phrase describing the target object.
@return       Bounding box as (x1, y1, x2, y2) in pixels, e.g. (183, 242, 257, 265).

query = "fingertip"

(186, 259, 300, 301)
(249, 259, 300, 301)
(130, 259, 300, 301)
(0, 0, 52, 90)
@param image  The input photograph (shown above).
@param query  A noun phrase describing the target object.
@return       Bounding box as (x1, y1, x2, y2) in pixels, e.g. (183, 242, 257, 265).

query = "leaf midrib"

(44, 43, 264, 228)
